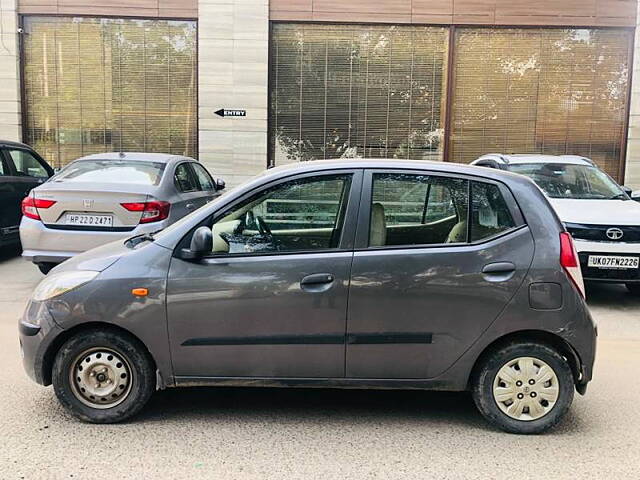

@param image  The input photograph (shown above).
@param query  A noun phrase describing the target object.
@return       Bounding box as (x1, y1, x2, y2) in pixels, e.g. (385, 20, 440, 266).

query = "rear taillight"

(21, 196, 56, 221)
(121, 201, 170, 224)
(560, 231, 585, 299)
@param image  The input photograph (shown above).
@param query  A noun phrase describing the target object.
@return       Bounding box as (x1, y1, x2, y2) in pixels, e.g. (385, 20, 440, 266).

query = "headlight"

(32, 270, 99, 302)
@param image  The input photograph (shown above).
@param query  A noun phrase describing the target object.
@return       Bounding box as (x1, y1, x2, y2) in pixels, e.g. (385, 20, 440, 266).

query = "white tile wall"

(0, 0, 20, 142)
(198, 0, 269, 187)
(625, 1, 640, 188)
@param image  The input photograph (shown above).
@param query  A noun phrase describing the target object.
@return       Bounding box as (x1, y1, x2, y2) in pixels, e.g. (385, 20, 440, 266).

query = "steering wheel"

(256, 216, 272, 236)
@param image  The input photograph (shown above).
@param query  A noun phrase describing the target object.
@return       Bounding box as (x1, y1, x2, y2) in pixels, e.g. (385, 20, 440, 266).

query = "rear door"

(346, 169, 534, 379)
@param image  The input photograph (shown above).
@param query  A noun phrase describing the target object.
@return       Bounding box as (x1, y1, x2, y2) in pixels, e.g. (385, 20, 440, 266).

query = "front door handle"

(301, 273, 334, 286)
(482, 262, 516, 274)
(186, 203, 195, 210)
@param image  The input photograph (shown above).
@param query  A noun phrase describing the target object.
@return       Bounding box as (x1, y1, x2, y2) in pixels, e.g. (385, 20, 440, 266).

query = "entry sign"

(215, 108, 246, 118)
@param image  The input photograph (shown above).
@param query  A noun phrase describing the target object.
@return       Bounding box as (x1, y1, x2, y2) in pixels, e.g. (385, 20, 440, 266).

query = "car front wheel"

(52, 329, 155, 423)
(472, 342, 574, 434)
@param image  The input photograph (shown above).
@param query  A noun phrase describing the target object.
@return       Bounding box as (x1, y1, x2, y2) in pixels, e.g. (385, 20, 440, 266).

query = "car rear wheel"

(52, 329, 155, 423)
(472, 342, 574, 434)
(626, 283, 640, 296)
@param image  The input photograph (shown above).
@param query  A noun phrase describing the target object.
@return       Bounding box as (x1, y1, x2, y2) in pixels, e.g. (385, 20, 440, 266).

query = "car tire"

(626, 283, 640, 296)
(472, 342, 574, 434)
(37, 262, 56, 275)
(52, 329, 155, 423)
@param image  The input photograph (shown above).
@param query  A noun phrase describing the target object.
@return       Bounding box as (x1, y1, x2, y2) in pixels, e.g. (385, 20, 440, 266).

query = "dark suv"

(0, 140, 53, 248)
(19, 160, 596, 434)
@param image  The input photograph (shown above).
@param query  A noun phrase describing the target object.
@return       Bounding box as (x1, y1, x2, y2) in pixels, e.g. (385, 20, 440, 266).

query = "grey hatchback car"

(19, 160, 596, 434)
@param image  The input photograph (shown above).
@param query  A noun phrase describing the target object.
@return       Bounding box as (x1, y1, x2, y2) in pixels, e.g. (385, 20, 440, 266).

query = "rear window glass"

(54, 160, 166, 185)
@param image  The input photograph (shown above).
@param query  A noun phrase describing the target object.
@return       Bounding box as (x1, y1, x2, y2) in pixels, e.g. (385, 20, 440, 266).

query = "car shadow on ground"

(136, 387, 490, 430)
(586, 282, 640, 308)
(129, 386, 585, 434)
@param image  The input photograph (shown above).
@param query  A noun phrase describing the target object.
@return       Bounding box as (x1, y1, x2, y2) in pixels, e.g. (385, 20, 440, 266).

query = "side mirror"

(631, 190, 640, 202)
(179, 226, 212, 260)
(622, 186, 633, 196)
(215, 178, 226, 191)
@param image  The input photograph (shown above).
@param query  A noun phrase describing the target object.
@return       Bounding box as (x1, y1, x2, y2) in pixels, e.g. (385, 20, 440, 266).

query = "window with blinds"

(22, 17, 197, 168)
(270, 24, 449, 166)
(450, 28, 632, 179)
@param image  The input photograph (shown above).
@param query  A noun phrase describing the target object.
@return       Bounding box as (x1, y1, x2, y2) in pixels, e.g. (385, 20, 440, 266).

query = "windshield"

(507, 163, 625, 200)
(54, 160, 166, 186)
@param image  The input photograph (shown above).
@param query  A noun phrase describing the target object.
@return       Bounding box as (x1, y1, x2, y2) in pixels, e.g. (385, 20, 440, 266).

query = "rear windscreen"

(54, 160, 166, 185)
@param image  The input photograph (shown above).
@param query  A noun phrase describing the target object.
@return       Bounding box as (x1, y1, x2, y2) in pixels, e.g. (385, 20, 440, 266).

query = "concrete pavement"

(1, 247, 639, 479)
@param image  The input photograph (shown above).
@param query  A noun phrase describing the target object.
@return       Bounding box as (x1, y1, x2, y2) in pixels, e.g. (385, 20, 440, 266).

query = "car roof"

(71, 152, 193, 165)
(0, 139, 37, 150)
(474, 153, 594, 166)
(260, 158, 531, 186)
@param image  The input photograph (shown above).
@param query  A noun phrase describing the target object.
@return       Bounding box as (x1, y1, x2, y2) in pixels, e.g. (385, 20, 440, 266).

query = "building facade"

(0, 0, 638, 188)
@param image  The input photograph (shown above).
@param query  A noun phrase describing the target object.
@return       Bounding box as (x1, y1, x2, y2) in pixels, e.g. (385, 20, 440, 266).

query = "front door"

(167, 170, 361, 378)
(346, 170, 534, 379)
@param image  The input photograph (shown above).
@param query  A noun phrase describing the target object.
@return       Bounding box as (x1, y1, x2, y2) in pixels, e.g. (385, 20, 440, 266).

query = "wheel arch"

(40, 322, 157, 386)
(467, 330, 583, 390)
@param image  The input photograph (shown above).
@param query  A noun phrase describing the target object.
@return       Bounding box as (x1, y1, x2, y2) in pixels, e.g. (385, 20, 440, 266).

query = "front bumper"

(20, 216, 169, 264)
(19, 300, 64, 386)
(574, 239, 640, 283)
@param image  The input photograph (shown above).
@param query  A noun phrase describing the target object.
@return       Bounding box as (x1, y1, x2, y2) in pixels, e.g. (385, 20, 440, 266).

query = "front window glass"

(369, 173, 469, 247)
(8, 150, 49, 178)
(191, 163, 215, 191)
(54, 160, 165, 185)
(211, 175, 352, 255)
(507, 163, 624, 200)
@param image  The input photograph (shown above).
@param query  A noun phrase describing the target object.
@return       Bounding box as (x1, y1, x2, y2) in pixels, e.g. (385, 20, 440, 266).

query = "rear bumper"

(20, 216, 169, 264)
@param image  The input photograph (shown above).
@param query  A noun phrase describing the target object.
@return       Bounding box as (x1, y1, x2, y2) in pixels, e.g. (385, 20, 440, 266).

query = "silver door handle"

(186, 203, 195, 210)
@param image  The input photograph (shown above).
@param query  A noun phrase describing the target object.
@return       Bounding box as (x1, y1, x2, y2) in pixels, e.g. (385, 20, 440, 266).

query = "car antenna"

(118, 152, 126, 158)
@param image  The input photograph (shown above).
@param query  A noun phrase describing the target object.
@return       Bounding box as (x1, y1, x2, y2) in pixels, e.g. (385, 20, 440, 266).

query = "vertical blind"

(270, 24, 449, 166)
(450, 28, 632, 178)
(22, 17, 197, 168)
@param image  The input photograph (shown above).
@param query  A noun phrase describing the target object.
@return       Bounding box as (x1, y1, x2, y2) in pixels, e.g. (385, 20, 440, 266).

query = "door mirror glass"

(181, 226, 213, 260)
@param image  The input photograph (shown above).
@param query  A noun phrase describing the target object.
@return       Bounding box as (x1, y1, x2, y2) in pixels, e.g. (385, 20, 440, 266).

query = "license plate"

(587, 255, 639, 269)
(65, 214, 113, 227)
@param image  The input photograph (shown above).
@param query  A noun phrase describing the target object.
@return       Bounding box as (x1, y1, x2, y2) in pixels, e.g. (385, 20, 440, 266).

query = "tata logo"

(83, 199, 94, 209)
(606, 228, 624, 240)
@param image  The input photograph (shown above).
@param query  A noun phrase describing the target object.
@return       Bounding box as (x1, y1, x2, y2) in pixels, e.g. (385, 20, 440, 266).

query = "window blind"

(22, 16, 197, 168)
(450, 28, 632, 180)
(270, 24, 449, 166)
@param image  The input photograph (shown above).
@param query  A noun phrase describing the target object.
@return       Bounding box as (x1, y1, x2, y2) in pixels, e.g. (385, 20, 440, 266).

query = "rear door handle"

(482, 262, 516, 274)
(301, 273, 335, 286)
